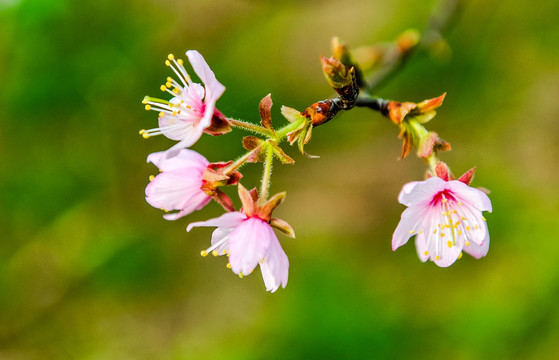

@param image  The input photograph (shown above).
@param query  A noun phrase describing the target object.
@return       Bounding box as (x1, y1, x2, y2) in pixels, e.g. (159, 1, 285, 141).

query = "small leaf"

(213, 189, 235, 212)
(237, 184, 254, 216)
(281, 105, 305, 123)
(416, 93, 446, 112)
(270, 218, 295, 238)
(435, 162, 450, 181)
(270, 141, 295, 164)
(259, 94, 274, 130)
(242, 136, 264, 151)
(387, 101, 416, 125)
(258, 192, 286, 220)
(458, 167, 476, 185)
(417, 131, 439, 158)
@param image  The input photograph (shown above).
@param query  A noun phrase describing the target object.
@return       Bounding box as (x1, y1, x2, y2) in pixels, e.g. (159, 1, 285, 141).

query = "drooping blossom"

(145, 149, 211, 220)
(392, 163, 492, 267)
(187, 185, 294, 292)
(141, 50, 229, 157)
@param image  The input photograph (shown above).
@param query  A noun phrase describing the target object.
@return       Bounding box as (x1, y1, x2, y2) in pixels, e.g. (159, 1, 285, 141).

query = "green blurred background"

(1, 0, 558, 359)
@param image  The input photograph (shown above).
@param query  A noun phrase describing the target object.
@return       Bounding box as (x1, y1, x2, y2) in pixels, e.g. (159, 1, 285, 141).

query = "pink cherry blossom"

(187, 212, 289, 292)
(145, 149, 211, 220)
(392, 176, 492, 267)
(141, 50, 226, 157)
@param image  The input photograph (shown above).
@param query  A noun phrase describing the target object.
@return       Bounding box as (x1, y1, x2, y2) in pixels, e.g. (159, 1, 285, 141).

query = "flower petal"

(398, 177, 446, 206)
(393, 204, 430, 250)
(187, 211, 247, 232)
(228, 218, 272, 276)
(448, 180, 492, 212)
(165, 126, 205, 158)
(463, 233, 490, 259)
(147, 149, 208, 172)
(186, 50, 226, 103)
(260, 237, 289, 292)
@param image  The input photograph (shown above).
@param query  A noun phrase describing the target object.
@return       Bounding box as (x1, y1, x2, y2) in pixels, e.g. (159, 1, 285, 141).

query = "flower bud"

(321, 56, 353, 89)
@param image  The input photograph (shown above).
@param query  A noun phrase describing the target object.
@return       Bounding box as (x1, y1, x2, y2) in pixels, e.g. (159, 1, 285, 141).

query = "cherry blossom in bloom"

(392, 164, 492, 267)
(145, 149, 211, 220)
(187, 185, 293, 292)
(141, 50, 229, 157)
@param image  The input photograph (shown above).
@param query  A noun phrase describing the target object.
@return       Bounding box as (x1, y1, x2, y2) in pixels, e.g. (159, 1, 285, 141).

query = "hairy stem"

(259, 144, 274, 204)
(228, 118, 274, 137)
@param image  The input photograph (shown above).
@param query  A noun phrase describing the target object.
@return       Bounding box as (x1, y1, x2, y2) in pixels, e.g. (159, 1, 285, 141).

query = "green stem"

(275, 118, 306, 143)
(228, 118, 273, 137)
(224, 150, 255, 175)
(259, 144, 274, 204)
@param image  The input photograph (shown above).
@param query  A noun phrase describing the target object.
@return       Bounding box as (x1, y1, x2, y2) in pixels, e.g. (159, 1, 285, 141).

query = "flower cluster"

(141, 51, 295, 292)
(140, 43, 493, 293)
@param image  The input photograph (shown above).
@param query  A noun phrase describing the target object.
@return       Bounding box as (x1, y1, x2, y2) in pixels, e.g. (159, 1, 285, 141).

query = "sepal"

(270, 218, 295, 238)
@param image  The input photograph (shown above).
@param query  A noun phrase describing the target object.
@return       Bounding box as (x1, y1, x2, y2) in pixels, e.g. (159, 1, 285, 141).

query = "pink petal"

(165, 126, 205, 158)
(415, 234, 430, 262)
(448, 180, 492, 212)
(392, 205, 429, 250)
(433, 239, 463, 267)
(187, 211, 247, 232)
(398, 177, 446, 206)
(147, 149, 208, 172)
(228, 218, 272, 276)
(463, 234, 490, 259)
(260, 237, 289, 292)
(162, 192, 211, 220)
(145, 169, 206, 212)
(186, 50, 226, 103)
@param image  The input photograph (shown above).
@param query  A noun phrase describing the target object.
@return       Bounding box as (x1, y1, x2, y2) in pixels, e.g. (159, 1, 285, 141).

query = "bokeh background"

(1, 0, 558, 358)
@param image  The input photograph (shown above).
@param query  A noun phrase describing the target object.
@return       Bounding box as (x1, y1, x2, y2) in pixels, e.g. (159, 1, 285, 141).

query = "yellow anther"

(475, 224, 479, 229)
(172, 111, 178, 116)
(172, 88, 179, 94)
(149, 175, 155, 182)
(211, 250, 219, 257)
(165, 59, 171, 66)
(458, 202, 463, 206)
(447, 241, 452, 248)
(142, 98, 148, 104)
(465, 241, 470, 246)
(440, 233, 445, 237)
(239, 273, 244, 278)
(458, 230, 462, 235)
(159, 111, 165, 117)
(442, 212, 447, 216)
(409, 230, 415, 234)
(458, 252, 463, 259)
(482, 216, 486, 221)
(166, 81, 172, 88)
(453, 210, 457, 214)
(160, 85, 167, 91)
(167, 54, 175, 60)
(177, 59, 184, 65)
(142, 133, 150, 139)
(424, 251, 429, 256)
(139, 129, 145, 135)
(466, 226, 471, 231)
(434, 229, 437, 234)
(200, 250, 208, 257)
(167, 77, 173, 82)
(461, 216, 466, 220)
(145, 104, 152, 111)
(418, 230, 423, 234)
(226, 263, 231, 269)
(445, 224, 450, 228)
(435, 255, 440, 260)
(186, 105, 192, 109)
